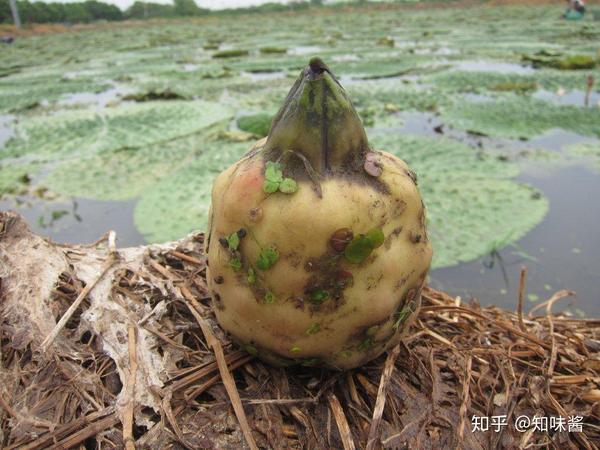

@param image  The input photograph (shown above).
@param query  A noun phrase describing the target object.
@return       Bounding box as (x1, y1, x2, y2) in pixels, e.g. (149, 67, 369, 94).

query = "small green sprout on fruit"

(264, 291, 276, 304)
(244, 344, 258, 356)
(306, 323, 321, 335)
(247, 267, 256, 284)
(227, 232, 240, 250)
(229, 257, 242, 271)
(262, 161, 298, 194)
(290, 346, 301, 353)
(393, 305, 413, 330)
(357, 337, 373, 351)
(344, 228, 385, 264)
(256, 246, 279, 270)
(310, 289, 329, 304)
(366, 325, 379, 336)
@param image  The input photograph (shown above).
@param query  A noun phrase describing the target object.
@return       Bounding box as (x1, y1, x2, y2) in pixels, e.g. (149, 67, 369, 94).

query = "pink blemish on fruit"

(231, 164, 264, 201)
(364, 152, 383, 177)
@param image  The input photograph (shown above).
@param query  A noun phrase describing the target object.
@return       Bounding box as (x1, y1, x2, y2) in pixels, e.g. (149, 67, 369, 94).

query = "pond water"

(58, 85, 135, 109)
(533, 89, 600, 107)
(0, 115, 15, 148)
(0, 196, 146, 247)
(452, 60, 536, 74)
(2, 109, 598, 314)
(1, 6, 599, 317)
(430, 164, 600, 316)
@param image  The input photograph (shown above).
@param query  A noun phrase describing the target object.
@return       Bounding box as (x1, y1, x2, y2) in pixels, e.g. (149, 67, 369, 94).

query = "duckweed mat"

(1, 211, 598, 449)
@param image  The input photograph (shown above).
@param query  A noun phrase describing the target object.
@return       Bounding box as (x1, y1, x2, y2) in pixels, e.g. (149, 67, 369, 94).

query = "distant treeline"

(0, 0, 212, 24)
(0, 0, 407, 25)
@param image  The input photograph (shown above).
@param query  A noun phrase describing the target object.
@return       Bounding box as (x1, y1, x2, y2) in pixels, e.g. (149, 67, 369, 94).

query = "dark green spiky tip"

(308, 57, 329, 76)
(264, 57, 369, 175)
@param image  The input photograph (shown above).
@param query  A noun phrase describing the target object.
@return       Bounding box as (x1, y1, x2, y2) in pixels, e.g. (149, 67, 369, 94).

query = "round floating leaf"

(371, 133, 548, 268)
(134, 140, 249, 242)
(3, 101, 232, 160)
(237, 113, 272, 137)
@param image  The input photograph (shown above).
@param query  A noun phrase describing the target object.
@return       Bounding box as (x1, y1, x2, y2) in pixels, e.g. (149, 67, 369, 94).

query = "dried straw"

(1, 211, 598, 449)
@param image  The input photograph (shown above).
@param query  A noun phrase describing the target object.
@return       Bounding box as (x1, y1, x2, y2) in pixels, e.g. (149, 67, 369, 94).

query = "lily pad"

(371, 133, 549, 268)
(2, 101, 232, 160)
(442, 98, 600, 140)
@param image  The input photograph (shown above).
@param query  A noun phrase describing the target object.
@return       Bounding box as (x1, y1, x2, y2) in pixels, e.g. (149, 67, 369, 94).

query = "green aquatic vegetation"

(442, 97, 600, 140)
(490, 81, 538, 94)
(237, 113, 272, 137)
(133, 141, 249, 242)
(347, 80, 445, 113)
(213, 49, 250, 59)
(259, 47, 287, 54)
(44, 133, 203, 200)
(0, 76, 110, 113)
(2, 101, 232, 160)
(566, 142, 600, 171)
(523, 52, 597, 70)
(122, 89, 186, 102)
(429, 70, 591, 94)
(0, 162, 38, 196)
(370, 133, 548, 268)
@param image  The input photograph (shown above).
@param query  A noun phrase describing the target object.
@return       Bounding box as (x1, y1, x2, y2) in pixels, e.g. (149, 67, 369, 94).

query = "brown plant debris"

(0, 211, 599, 449)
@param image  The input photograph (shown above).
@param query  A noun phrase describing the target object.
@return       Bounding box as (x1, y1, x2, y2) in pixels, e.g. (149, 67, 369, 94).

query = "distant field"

(1, 3, 599, 276)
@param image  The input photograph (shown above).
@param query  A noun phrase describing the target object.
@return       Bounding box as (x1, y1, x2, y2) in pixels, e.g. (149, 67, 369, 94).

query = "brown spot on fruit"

(249, 207, 263, 222)
(336, 270, 354, 288)
(409, 231, 422, 243)
(214, 275, 224, 284)
(212, 292, 224, 311)
(330, 227, 354, 253)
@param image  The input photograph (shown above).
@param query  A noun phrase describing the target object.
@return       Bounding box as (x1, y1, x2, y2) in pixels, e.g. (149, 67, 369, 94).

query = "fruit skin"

(206, 58, 432, 370)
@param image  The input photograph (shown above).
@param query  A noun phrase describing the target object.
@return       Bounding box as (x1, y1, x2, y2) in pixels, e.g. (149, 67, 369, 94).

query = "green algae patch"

(490, 81, 538, 94)
(237, 113, 272, 138)
(213, 49, 250, 59)
(259, 47, 287, 55)
(522, 52, 597, 70)
(44, 134, 205, 200)
(370, 134, 548, 268)
(429, 70, 592, 94)
(442, 98, 600, 140)
(566, 142, 600, 171)
(2, 101, 232, 160)
(0, 162, 39, 197)
(0, 76, 110, 113)
(134, 141, 249, 242)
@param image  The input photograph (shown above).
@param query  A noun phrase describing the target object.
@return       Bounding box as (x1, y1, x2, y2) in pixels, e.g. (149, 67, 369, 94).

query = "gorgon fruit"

(206, 58, 432, 370)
